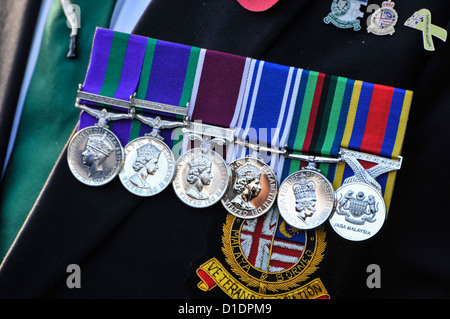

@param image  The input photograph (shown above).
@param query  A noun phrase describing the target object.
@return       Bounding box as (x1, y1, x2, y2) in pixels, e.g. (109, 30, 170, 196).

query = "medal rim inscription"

(277, 169, 336, 230)
(221, 156, 278, 219)
(329, 181, 386, 241)
(173, 148, 231, 208)
(119, 136, 176, 197)
(67, 126, 124, 186)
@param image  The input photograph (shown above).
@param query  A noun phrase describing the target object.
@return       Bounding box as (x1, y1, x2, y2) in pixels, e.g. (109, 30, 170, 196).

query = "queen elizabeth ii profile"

(231, 163, 262, 211)
(185, 155, 213, 200)
(129, 143, 161, 189)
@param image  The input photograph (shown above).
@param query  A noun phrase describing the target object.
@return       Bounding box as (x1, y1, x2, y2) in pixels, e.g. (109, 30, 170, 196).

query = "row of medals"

(67, 104, 392, 242)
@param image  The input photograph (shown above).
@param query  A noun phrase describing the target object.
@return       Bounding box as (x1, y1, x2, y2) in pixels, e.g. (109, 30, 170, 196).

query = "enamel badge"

(404, 9, 448, 51)
(367, 1, 398, 36)
(324, 0, 368, 31)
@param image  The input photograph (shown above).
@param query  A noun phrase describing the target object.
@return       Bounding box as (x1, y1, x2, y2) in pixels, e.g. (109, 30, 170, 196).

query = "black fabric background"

(0, 0, 449, 302)
(0, 0, 42, 174)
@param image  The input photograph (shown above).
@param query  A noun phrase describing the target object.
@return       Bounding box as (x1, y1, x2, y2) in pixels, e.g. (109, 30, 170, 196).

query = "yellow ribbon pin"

(404, 9, 447, 51)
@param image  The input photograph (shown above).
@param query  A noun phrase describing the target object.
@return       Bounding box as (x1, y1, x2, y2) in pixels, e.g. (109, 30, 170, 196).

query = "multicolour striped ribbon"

(79, 28, 203, 156)
(79, 28, 148, 146)
(77, 28, 413, 212)
(281, 71, 413, 211)
(233, 59, 300, 180)
(130, 37, 201, 156)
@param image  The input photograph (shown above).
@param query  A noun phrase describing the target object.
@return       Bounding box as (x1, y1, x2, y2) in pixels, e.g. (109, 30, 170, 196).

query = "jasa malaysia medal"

(277, 156, 337, 230)
(119, 112, 182, 197)
(221, 144, 278, 219)
(67, 104, 132, 186)
(367, 0, 398, 36)
(173, 121, 231, 208)
(329, 148, 402, 241)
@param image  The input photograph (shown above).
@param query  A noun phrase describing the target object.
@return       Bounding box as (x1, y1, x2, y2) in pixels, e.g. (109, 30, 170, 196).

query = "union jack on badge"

(367, 0, 398, 36)
(196, 208, 330, 299)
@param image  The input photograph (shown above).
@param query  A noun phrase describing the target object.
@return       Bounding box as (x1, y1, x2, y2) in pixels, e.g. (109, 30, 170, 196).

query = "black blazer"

(0, 0, 449, 299)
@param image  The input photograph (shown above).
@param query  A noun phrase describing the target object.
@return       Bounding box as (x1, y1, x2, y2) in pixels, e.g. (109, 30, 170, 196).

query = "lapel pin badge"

(324, 0, 368, 31)
(404, 9, 448, 51)
(367, 0, 398, 36)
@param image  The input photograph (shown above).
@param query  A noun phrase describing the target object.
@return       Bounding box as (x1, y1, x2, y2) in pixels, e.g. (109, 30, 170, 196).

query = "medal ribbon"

(282, 71, 413, 211)
(129, 37, 202, 156)
(79, 28, 148, 146)
(185, 48, 252, 159)
(234, 59, 300, 180)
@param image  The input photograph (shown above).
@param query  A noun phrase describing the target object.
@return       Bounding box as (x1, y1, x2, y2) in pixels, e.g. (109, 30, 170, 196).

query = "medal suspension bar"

(75, 84, 403, 166)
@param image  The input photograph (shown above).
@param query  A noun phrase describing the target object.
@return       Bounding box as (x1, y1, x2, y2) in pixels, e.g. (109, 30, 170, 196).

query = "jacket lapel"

(0, 0, 42, 174)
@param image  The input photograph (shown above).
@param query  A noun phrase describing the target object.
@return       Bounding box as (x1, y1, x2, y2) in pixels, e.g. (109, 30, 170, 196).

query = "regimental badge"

(277, 165, 335, 230)
(196, 208, 330, 299)
(67, 105, 131, 186)
(324, 0, 368, 31)
(367, 0, 398, 36)
(329, 148, 402, 241)
(221, 156, 278, 220)
(119, 114, 182, 197)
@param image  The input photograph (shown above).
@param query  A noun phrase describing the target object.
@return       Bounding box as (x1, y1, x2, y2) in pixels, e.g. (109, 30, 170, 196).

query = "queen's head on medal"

(130, 143, 161, 189)
(293, 177, 317, 220)
(231, 163, 262, 211)
(82, 134, 113, 177)
(185, 155, 213, 200)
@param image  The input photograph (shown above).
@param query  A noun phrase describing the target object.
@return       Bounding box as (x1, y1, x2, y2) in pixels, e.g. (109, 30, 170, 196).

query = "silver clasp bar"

(76, 85, 188, 117)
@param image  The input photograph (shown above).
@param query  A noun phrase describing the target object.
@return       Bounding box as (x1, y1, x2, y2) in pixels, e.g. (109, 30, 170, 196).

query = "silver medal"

(278, 165, 335, 230)
(173, 121, 232, 208)
(329, 148, 402, 241)
(67, 105, 131, 186)
(330, 182, 386, 241)
(173, 147, 230, 208)
(119, 113, 183, 196)
(221, 155, 278, 219)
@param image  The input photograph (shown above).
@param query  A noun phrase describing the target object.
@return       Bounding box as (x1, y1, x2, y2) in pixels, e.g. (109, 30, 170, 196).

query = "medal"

(278, 164, 335, 230)
(367, 0, 398, 36)
(324, 0, 368, 31)
(278, 153, 340, 230)
(119, 112, 182, 196)
(67, 104, 132, 186)
(329, 148, 402, 241)
(221, 144, 278, 219)
(173, 122, 232, 208)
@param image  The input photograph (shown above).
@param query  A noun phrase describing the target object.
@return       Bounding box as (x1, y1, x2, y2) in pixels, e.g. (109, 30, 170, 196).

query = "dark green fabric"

(0, 0, 116, 260)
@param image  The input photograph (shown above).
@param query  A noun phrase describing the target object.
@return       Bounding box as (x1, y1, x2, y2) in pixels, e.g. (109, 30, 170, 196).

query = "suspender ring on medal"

(277, 150, 338, 230)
